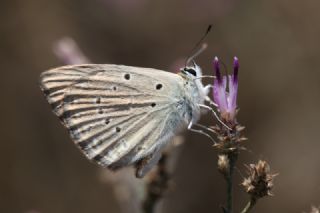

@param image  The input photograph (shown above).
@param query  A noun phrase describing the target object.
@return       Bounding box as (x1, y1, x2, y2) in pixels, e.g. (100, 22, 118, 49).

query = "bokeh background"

(1, 0, 320, 212)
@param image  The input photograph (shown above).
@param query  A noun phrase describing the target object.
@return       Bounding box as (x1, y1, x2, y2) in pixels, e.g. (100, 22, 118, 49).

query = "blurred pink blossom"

(53, 37, 90, 65)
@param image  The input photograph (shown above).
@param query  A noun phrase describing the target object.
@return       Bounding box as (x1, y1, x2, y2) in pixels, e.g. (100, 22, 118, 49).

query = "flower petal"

(233, 56, 239, 84)
(228, 74, 238, 113)
(212, 56, 239, 122)
(214, 57, 222, 83)
(213, 79, 228, 112)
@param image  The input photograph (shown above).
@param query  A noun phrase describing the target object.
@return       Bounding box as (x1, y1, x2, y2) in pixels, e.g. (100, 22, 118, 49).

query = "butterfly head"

(180, 63, 209, 105)
(181, 63, 203, 79)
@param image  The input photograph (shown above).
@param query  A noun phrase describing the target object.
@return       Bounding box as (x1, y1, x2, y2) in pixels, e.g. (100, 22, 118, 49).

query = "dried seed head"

(217, 155, 230, 176)
(242, 160, 276, 199)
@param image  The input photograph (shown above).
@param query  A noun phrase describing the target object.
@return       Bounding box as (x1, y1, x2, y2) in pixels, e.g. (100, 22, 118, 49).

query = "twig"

(142, 153, 170, 213)
(240, 198, 257, 213)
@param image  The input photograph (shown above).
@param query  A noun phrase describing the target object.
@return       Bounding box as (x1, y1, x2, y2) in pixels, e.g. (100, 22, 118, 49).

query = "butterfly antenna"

(186, 43, 208, 67)
(185, 25, 212, 67)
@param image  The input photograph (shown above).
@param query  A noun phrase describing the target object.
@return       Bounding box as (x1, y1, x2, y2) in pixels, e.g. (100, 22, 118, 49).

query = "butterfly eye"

(183, 68, 197, 76)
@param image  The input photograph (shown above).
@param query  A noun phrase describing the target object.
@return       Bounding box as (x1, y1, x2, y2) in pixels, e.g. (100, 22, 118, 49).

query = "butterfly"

(40, 63, 214, 177)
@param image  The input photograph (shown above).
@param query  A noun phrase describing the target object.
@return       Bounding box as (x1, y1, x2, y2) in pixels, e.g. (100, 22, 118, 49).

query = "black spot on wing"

(156, 84, 163, 90)
(75, 113, 144, 150)
(107, 112, 165, 170)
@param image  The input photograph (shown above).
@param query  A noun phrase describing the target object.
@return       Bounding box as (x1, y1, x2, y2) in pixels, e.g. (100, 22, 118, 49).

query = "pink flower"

(213, 57, 239, 124)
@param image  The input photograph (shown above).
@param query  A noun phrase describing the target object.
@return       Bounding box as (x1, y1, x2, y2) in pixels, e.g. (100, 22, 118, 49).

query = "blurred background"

(1, 0, 320, 212)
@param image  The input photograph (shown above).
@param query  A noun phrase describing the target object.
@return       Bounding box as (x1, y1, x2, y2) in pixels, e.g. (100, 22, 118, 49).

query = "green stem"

(240, 198, 257, 213)
(226, 171, 233, 213)
(225, 153, 237, 213)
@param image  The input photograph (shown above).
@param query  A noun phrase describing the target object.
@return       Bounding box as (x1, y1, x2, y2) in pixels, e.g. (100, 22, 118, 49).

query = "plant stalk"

(240, 198, 257, 213)
(225, 153, 237, 213)
(142, 154, 169, 213)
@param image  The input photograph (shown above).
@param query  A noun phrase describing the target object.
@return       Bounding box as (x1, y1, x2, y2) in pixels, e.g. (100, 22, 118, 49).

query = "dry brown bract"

(242, 160, 277, 199)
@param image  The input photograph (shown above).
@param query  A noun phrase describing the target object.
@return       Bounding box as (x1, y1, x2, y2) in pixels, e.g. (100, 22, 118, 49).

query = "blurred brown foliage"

(1, 0, 320, 212)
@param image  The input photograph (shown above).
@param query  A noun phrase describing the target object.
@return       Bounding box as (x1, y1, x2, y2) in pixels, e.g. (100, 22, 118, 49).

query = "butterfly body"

(40, 64, 209, 177)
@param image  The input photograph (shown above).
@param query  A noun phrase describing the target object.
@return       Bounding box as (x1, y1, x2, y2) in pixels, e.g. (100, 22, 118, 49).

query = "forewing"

(40, 64, 185, 168)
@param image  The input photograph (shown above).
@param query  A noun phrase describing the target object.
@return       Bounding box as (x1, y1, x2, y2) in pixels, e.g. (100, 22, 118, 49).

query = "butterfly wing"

(40, 64, 187, 174)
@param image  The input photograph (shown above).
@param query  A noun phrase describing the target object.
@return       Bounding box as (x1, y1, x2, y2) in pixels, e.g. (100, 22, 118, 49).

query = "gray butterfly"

(40, 64, 213, 177)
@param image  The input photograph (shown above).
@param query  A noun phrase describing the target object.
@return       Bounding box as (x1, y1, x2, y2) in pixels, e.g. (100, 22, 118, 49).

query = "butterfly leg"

(202, 84, 219, 108)
(203, 84, 213, 95)
(205, 96, 218, 108)
(202, 84, 219, 107)
(198, 104, 231, 130)
(135, 150, 162, 178)
(193, 123, 217, 134)
(187, 121, 216, 144)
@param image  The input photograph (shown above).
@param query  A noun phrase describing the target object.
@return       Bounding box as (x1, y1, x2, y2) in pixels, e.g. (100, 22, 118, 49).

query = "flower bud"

(217, 155, 230, 176)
